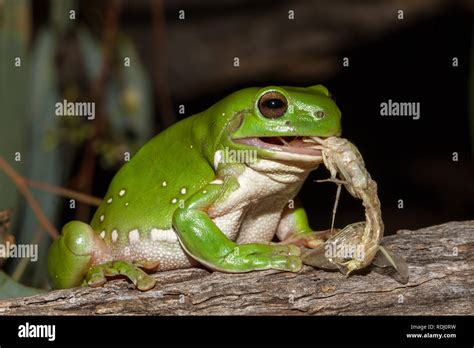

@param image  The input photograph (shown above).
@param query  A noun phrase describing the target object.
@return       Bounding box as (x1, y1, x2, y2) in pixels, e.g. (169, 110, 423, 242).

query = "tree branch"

(0, 221, 472, 315)
(0, 157, 58, 239)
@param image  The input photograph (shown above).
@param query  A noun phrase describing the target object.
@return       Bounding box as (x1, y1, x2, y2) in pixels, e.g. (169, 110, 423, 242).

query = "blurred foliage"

(0, 0, 154, 293)
(0, 209, 43, 297)
(15, 27, 61, 287)
(0, 0, 30, 249)
(0, 271, 44, 299)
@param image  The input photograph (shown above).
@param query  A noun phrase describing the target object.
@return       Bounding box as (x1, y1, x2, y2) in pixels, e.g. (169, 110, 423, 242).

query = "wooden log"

(0, 221, 472, 315)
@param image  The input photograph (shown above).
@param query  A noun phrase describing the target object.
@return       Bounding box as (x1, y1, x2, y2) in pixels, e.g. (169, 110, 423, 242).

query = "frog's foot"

(84, 260, 157, 291)
(222, 243, 302, 272)
(282, 229, 341, 249)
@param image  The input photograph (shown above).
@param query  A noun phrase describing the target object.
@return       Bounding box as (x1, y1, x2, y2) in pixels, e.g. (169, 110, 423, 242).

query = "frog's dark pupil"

(258, 91, 288, 118)
(266, 99, 284, 109)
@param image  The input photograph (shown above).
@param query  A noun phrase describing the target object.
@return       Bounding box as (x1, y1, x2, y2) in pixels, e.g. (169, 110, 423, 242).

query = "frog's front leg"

(173, 181, 302, 272)
(276, 199, 340, 248)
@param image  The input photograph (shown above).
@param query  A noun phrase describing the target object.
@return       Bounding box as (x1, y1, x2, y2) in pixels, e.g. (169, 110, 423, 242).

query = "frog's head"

(216, 85, 341, 165)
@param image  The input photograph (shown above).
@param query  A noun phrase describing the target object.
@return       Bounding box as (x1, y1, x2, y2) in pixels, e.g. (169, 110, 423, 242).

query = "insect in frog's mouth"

(233, 136, 322, 156)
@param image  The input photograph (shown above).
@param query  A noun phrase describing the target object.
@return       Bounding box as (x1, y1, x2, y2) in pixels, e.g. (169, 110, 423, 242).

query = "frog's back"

(90, 114, 214, 248)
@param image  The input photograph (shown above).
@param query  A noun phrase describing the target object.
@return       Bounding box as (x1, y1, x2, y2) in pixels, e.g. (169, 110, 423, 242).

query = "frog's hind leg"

(48, 221, 98, 289)
(85, 260, 157, 291)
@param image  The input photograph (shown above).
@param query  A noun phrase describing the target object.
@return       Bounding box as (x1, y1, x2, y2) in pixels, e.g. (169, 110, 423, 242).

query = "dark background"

(1, 0, 473, 288)
(64, 0, 473, 233)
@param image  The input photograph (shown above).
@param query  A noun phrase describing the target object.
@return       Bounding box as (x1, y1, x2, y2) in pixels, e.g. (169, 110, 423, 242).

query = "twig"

(0, 157, 58, 239)
(26, 178, 101, 206)
(0, 160, 101, 280)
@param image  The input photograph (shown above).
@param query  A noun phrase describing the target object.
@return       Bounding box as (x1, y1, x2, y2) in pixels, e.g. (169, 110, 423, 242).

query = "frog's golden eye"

(258, 91, 288, 119)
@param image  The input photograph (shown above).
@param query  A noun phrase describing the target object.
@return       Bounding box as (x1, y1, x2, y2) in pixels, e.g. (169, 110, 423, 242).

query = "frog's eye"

(258, 91, 288, 119)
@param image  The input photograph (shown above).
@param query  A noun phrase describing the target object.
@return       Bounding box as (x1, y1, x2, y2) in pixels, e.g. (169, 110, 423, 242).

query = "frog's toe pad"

(84, 267, 107, 287)
(271, 255, 302, 272)
(135, 272, 156, 291)
(87, 276, 107, 288)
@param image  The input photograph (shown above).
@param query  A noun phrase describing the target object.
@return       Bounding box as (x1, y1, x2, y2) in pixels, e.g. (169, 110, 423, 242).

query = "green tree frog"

(48, 85, 342, 290)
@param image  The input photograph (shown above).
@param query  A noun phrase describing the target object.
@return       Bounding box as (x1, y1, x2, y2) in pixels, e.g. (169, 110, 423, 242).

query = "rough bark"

(0, 221, 472, 315)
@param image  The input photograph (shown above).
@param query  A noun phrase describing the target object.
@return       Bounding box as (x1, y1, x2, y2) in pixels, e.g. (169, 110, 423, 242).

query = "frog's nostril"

(314, 110, 326, 120)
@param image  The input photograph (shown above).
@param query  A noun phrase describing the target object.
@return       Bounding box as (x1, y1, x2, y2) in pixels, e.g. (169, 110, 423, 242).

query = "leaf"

(76, 27, 101, 80)
(0, 0, 31, 231)
(10, 29, 62, 287)
(0, 271, 45, 299)
(109, 37, 154, 142)
(50, 0, 77, 34)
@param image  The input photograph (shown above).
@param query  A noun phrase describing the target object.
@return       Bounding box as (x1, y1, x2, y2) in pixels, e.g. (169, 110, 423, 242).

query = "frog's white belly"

(209, 158, 314, 243)
(96, 159, 316, 271)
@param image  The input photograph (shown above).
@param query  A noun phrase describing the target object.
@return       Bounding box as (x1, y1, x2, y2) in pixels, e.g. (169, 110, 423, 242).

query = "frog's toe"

(85, 261, 157, 291)
(84, 267, 107, 287)
(133, 259, 160, 270)
(267, 243, 302, 257)
(111, 260, 157, 291)
(135, 272, 156, 291)
(261, 245, 302, 271)
(270, 255, 302, 272)
(287, 244, 302, 256)
(283, 229, 341, 249)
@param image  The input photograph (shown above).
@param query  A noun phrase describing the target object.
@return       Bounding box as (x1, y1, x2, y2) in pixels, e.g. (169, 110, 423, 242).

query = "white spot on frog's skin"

(99, 215, 104, 222)
(203, 190, 207, 194)
(210, 179, 223, 185)
(190, 145, 193, 149)
(107, 197, 113, 204)
(151, 228, 178, 242)
(171, 198, 177, 204)
(214, 150, 223, 171)
(119, 189, 126, 197)
(129, 229, 140, 244)
(162, 181, 167, 187)
(100, 230, 105, 239)
(180, 187, 187, 195)
(125, 202, 129, 207)
(111, 230, 118, 242)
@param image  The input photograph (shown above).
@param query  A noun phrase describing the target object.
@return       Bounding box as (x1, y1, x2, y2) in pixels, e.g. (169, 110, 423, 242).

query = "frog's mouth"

(233, 136, 322, 157)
